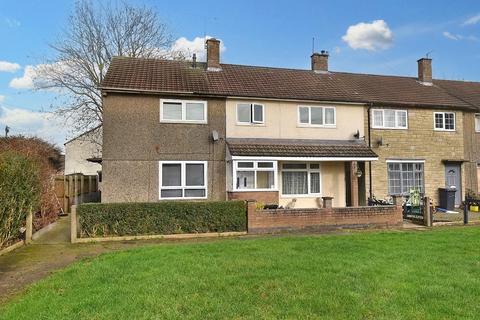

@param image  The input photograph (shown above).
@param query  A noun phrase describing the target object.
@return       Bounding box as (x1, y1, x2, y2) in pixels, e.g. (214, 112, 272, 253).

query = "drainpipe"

(367, 102, 373, 199)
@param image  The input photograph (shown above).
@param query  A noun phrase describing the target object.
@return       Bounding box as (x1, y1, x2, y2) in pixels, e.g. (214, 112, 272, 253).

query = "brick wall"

(247, 201, 403, 234)
(228, 191, 279, 204)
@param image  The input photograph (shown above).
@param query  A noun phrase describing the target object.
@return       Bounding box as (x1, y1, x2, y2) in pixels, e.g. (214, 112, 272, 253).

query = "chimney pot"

(311, 51, 329, 73)
(417, 57, 432, 85)
(206, 38, 221, 71)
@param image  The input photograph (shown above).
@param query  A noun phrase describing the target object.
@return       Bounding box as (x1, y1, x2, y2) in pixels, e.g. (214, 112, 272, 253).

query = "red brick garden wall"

(228, 191, 279, 204)
(247, 201, 403, 234)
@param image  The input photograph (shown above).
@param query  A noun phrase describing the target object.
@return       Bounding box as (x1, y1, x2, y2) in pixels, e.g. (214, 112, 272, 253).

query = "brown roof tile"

(102, 57, 479, 110)
(227, 138, 378, 158)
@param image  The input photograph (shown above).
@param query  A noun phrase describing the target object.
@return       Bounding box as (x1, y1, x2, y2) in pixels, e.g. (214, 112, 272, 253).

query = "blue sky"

(0, 0, 479, 147)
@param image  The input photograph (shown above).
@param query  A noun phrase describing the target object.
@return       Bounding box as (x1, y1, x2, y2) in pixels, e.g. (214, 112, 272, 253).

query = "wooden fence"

(55, 173, 100, 213)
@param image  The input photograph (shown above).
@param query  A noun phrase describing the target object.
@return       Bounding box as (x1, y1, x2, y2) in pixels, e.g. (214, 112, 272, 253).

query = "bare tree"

(36, 0, 178, 136)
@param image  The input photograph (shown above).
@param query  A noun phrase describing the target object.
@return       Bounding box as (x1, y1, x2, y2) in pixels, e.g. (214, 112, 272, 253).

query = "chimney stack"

(206, 38, 221, 71)
(417, 57, 432, 85)
(311, 50, 329, 73)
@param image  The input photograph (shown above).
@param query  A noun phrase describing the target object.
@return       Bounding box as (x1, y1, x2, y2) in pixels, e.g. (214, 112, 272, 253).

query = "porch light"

(356, 169, 363, 178)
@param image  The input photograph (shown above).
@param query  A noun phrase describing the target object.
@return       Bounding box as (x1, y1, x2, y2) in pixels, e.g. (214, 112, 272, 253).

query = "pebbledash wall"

(246, 201, 403, 233)
(365, 107, 467, 205)
(101, 93, 227, 202)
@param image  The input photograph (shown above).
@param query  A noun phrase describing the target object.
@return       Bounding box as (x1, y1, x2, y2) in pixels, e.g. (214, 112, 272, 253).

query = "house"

(64, 125, 102, 175)
(100, 38, 480, 208)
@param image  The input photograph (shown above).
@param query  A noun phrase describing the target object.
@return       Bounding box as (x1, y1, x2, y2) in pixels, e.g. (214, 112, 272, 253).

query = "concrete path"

(0, 216, 173, 304)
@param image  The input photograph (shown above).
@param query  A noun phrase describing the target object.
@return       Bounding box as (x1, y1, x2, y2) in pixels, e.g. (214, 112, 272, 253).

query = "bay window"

(281, 163, 321, 196)
(160, 99, 207, 123)
(159, 161, 207, 199)
(233, 161, 276, 190)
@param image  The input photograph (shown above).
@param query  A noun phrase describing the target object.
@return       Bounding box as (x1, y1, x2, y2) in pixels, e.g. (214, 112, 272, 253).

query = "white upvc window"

(434, 112, 455, 131)
(159, 161, 207, 199)
(475, 114, 480, 132)
(233, 161, 277, 191)
(298, 106, 336, 127)
(160, 99, 207, 124)
(281, 163, 321, 196)
(236, 103, 264, 124)
(371, 109, 408, 129)
(387, 160, 424, 195)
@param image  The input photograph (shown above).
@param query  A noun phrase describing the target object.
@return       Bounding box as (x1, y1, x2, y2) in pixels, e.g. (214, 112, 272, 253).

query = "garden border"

(0, 240, 25, 256)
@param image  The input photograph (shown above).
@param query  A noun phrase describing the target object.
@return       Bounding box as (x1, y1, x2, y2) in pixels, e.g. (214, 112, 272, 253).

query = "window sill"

(159, 197, 207, 200)
(230, 189, 278, 192)
(371, 127, 408, 130)
(297, 124, 336, 129)
(160, 120, 208, 124)
(434, 129, 456, 132)
(281, 194, 322, 198)
(236, 122, 266, 127)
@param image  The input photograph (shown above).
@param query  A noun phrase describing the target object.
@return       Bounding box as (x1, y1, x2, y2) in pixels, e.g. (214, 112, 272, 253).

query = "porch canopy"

(227, 138, 378, 161)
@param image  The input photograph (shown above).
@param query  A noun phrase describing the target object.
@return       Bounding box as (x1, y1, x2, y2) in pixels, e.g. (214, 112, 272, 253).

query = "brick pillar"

(350, 161, 359, 207)
(246, 200, 257, 233)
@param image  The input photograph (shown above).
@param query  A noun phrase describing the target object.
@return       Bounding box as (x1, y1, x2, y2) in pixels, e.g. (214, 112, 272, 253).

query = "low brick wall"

(247, 201, 403, 233)
(228, 191, 279, 204)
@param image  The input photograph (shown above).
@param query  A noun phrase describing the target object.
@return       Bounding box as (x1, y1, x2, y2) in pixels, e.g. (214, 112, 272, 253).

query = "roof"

(227, 138, 378, 159)
(64, 125, 102, 145)
(102, 57, 480, 110)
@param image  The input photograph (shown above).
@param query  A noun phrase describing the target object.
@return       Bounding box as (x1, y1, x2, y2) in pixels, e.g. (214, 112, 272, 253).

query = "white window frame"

(159, 161, 208, 200)
(280, 163, 322, 197)
(160, 99, 208, 124)
(433, 112, 455, 131)
(297, 106, 336, 127)
(386, 160, 425, 196)
(232, 160, 277, 191)
(475, 114, 480, 133)
(371, 109, 408, 129)
(236, 103, 265, 125)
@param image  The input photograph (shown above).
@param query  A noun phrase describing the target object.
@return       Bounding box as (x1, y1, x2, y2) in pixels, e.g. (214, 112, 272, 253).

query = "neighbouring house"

(64, 125, 102, 176)
(100, 38, 480, 208)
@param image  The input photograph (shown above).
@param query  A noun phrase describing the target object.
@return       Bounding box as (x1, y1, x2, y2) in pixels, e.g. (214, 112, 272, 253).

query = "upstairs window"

(298, 106, 335, 127)
(237, 103, 264, 124)
(434, 112, 455, 131)
(371, 109, 407, 129)
(160, 99, 207, 123)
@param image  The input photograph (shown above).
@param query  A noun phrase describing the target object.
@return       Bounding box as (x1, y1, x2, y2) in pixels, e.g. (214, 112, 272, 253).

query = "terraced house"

(100, 38, 480, 208)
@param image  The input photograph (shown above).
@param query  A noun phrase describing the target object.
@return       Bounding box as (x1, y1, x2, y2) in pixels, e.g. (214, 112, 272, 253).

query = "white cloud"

(0, 106, 69, 147)
(3, 17, 20, 28)
(342, 20, 393, 51)
(9, 65, 37, 89)
(0, 60, 20, 73)
(443, 31, 478, 41)
(0, 95, 5, 104)
(170, 35, 226, 61)
(463, 14, 480, 26)
(443, 31, 460, 40)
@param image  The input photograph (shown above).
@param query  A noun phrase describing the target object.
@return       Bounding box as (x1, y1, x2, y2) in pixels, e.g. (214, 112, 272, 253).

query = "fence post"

(71, 205, 77, 243)
(423, 196, 432, 227)
(25, 210, 33, 244)
(464, 196, 469, 225)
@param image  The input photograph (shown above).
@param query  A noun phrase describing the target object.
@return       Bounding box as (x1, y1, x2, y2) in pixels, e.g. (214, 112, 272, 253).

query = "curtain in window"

(282, 171, 308, 194)
(310, 172, 320, 193)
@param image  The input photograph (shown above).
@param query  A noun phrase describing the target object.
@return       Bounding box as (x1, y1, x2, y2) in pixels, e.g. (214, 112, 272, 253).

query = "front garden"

(2, 227, 480, 319)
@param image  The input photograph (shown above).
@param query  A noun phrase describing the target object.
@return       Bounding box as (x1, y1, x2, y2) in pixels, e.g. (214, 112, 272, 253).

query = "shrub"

(77, 201, 247, 237)
(0, 136, 63, 230)
(0, 152, 40, 247)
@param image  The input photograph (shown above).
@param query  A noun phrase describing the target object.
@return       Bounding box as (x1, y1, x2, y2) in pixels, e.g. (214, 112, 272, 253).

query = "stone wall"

(364, 107, 466, 204)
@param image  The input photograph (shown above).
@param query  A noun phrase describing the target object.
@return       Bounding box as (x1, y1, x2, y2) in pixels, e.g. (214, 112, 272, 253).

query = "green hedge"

(77, 201, 247, 237)
(0, 152, 40, 247)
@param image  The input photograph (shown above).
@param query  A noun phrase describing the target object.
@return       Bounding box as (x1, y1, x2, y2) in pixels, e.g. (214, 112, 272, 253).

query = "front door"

(445, 164, 461, 206)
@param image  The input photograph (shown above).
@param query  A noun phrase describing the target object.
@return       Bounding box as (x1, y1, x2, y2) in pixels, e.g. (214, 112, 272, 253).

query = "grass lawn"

(2, 227, 480, 319)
